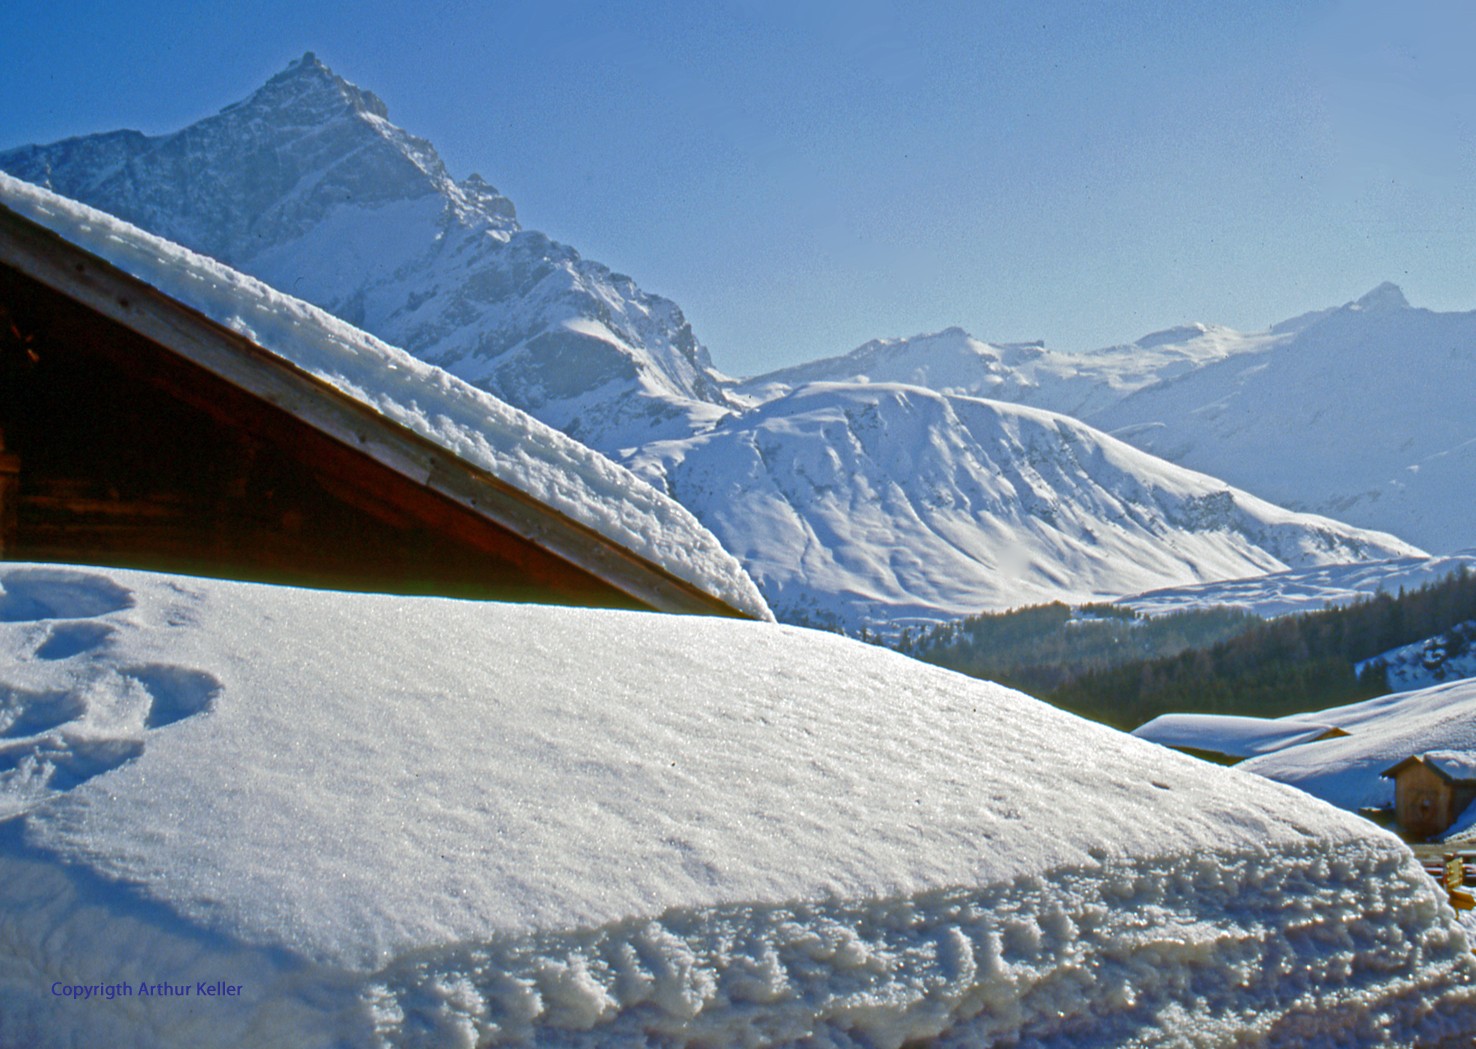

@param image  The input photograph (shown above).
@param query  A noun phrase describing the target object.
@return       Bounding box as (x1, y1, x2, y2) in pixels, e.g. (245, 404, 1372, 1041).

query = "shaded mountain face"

(0, 53, 733, 454)
(626, 382, 1419, 635)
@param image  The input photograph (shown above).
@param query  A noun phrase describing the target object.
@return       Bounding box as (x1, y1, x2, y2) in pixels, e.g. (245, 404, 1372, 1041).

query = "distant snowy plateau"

(5, 53, 1471, 632)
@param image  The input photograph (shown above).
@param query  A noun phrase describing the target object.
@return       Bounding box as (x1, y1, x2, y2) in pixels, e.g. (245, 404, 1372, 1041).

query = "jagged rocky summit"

(1, 53, 733, 455)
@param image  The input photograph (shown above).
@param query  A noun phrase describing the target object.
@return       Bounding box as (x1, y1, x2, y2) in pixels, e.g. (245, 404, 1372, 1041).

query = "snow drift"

(1, 563, 1474, 1047)
(1241, 680, 1476, 817)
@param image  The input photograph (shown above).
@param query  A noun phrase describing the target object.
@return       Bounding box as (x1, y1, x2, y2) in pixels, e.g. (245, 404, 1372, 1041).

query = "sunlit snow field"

(1, 564, 1474, 1047)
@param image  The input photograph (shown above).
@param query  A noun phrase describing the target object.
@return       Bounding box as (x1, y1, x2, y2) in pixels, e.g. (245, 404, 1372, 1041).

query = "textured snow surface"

(0, 172, 768, 621)
(629, 381, 1420, 635)
(2, 564, 1475, 1047)
(1119, 552, 1476, 619)
(1241, 681, 1476, 815)
(1133, 715, 1344, 759)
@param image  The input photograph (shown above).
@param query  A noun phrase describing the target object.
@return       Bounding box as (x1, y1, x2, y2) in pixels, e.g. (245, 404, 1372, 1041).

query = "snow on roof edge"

(0, 172, 770, 621)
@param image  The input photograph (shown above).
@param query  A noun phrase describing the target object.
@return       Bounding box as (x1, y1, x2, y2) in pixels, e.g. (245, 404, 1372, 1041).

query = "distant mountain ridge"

(628, 381, 1418, 634)
(749, 283, 1476, 554)
(0, 54, 1439, 632)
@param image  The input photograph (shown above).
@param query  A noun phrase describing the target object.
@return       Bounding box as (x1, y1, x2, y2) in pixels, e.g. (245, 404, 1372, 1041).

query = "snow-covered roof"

(1241, 679, 1476, 813)
(1383, 751, 1476, 784)
(1133, 712, 1345, 759)
(3, 563, 1474, 1046)
(0, 172, 769, 621)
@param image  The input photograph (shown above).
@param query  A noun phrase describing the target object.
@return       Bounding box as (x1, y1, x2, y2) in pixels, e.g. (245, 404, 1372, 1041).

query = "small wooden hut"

(1381, 752, 1476, 841)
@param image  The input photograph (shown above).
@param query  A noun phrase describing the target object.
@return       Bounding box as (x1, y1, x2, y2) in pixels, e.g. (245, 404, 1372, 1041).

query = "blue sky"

(6, 0, 1474, 374)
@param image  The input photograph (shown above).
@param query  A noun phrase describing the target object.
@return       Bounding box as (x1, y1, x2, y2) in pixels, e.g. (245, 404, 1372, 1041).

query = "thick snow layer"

(0, 172, 769, 621)
(2, 564, 1475, 1047)
(1132, 714, 1344, 759)
(1423, 752, 1476, 783)
(1241, 681, 1476, 814)
(1119, 552, 1476, 619)
(629, 381, 1420, 635)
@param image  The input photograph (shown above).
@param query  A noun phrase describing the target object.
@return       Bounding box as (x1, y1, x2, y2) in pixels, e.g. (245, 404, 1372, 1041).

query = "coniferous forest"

(900, 568, 1476, 731)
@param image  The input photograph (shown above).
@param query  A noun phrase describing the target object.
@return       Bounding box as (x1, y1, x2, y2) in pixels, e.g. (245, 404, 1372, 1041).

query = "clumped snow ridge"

(1, 564, 1474, 1046)
(0, 172, 769, 621)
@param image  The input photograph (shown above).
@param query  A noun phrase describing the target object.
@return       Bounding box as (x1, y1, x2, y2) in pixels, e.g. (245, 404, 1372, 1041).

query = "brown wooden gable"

(0, 202, 751, 617)
(1382, 756, 1476, 841)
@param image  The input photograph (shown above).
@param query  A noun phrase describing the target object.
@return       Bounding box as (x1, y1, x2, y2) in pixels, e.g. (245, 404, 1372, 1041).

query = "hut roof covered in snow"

(0, 172, 768, 619)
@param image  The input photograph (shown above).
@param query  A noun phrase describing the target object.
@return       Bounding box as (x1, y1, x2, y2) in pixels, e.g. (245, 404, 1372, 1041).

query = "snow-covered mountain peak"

(1349, 281, 1410, 313)
(735, 326, 1050, 405)
(222, 51, 393, 128)
(1132, 322, 1217, 349)
(0, 56, 732, 455)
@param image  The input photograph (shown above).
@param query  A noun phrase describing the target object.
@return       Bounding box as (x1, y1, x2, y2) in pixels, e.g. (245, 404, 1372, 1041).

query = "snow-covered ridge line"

(0, 172, 769, 620)
(632, 379, 1421, 634)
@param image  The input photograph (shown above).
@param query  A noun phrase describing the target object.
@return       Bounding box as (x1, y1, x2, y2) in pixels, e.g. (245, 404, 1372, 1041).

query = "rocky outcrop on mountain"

(1, 53, 733, 454)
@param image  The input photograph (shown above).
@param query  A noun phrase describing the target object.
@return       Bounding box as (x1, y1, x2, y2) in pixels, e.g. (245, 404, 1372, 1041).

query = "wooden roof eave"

(0, 201, 754, 620)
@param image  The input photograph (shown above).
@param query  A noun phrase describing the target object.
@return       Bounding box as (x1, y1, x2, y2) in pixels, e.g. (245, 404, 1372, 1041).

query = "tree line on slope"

(898, 567, 1476, 731)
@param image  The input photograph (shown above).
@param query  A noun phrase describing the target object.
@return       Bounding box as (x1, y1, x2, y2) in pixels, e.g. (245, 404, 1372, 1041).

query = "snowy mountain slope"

(1080, 284, 1476, 553)
(627, 381, 1420, 634)
(0, 173, 769, 620)
(0, 53, 734, 454)
(1118, 552, 1476, 619)
(3, 563, 1475, 1047)
(748, 287, 1476, 555)
(1358, 619, 1476, 694)
(3, 56, 1447, 633)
